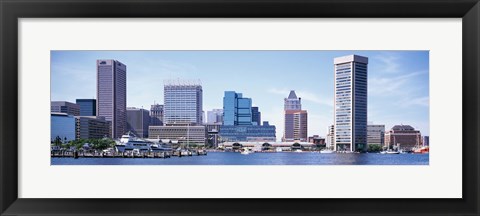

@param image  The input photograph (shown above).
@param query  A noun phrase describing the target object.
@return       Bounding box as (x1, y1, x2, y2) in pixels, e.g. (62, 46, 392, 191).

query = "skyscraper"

(126, 107, 151, 138)
(223, 91, 252, 126)
(251, 107, 261, 126)
(96, 59, 127, 138)
(163, 80, 203, 125)
(284, 90, 302, 110)
(334, 55, 368, 152)
(283, 90, 308, 142)
(76, 99, 96, 116)
(150, 104, 164, 126)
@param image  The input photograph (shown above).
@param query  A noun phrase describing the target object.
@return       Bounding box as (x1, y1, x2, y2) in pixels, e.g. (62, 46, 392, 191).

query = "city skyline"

(51, 50, 429, 139)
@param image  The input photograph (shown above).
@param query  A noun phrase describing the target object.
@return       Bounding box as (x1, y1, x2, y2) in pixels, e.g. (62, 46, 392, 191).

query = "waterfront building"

(206, 109, 223, 125)
(251, 107, 261, 126)
(205, 123, 221, 147)
(334, 55, 368, 152)
(163, 80, 203, 125)
(221, 141, 314, 152)
(308, 135, 326, 145)
(223, 91, 253, 126)
(283, 90, 308, 142)
(422, 136, 429, 146)
(51, 112, 76, 142)
(76, 99, 96, 116)
(96, 59, 127, 138)
(126, 107, 150, 138)
(75, 116, 110, 139)
(326, 125, 335, 149)
(367, 124, 385, 146)
(150, 104, 164, 126)
(384, 124, 422, 150)
(51, 101, 80, 116)
(148, 125, 206, 145)
(219, 124, 276, 142)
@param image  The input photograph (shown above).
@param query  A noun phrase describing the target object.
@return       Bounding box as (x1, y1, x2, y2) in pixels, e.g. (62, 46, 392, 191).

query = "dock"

(51, 149, 207, 159)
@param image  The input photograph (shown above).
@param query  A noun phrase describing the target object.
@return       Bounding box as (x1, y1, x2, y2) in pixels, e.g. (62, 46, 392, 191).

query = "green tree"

(367, 144, 382, 152)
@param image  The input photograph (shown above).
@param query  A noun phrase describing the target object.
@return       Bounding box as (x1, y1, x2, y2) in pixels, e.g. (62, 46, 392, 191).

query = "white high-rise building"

(163, 80, 203, 125)
(334, 55, 368, 152)
(96, 60, 127, 138)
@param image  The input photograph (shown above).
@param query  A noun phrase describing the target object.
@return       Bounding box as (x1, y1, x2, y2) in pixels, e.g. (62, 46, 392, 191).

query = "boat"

(180, 149, 190, 156)
(115, 132, 162, 152)
(294, 149, 303, 153)
(386, 150, 400, 154)
(320, 149, 335, 154)
(413, 146, 429, 154)
(241, 148, 253, 155)
(275, 147, 283, 152)
(380, 149, 400, 154)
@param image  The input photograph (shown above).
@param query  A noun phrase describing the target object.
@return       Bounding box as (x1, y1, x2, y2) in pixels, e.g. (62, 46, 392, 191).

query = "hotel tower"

(334, 55, 368, 152)
(96, 59, 127, 138)
(283, 90, 308, 142)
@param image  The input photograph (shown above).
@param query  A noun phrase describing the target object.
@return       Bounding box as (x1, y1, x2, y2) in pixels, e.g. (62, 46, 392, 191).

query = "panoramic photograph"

(50, 50, 429, 165)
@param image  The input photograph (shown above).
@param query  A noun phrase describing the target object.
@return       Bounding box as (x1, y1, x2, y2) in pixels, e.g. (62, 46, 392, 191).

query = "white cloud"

(398, 96, 429, 107)
(369, 70, 427, 96)
(374, 53, 401, 74)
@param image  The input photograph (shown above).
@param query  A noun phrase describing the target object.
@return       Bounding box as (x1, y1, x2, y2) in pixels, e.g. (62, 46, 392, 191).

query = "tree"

(53, 136, 62, 146)
(367, 144, 382, 152)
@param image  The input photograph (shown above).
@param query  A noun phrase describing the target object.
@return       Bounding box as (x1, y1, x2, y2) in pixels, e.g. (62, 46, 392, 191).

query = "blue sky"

(51, 50, 429, 139)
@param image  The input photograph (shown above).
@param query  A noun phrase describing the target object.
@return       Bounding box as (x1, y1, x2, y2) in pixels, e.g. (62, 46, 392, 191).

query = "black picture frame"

(1, 0, 479, 215)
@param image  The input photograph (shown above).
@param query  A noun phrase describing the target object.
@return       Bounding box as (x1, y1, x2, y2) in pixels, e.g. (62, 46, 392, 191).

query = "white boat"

(320, 149, 335, 154)
(180, 149, 190, 156)
(386, 150, 400, 154)
(380, 149, 400, 154)
(241, 148, 253, 155)
(115, 132, 154, 152)
(275, 147, 283, 152)
(294, 149, 303, 153)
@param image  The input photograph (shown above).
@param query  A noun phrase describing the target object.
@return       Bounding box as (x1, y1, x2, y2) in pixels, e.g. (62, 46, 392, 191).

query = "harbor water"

(51, 152, 429, 165)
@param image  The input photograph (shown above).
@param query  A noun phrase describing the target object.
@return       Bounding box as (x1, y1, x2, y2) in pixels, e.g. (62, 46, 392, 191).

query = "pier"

(51, 149, 207, 159)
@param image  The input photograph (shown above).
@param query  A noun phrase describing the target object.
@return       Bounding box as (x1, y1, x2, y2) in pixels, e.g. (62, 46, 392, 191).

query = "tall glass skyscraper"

(334, 55, 368, 152)
(76, 99, 96, 116)
(163, 80, 203, 125)
(223, 91, 252, 126)
(97, 59, 127, 138)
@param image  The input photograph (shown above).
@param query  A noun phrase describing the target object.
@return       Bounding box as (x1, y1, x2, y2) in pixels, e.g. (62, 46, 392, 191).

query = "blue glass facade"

(334, 55, 368, 152)
(223, 91, 252, 126)
(251, 107, 261, 126)
(76, 99, 96, 116)
(219, 125, 276, 142)
(51, 113, 76, 142)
